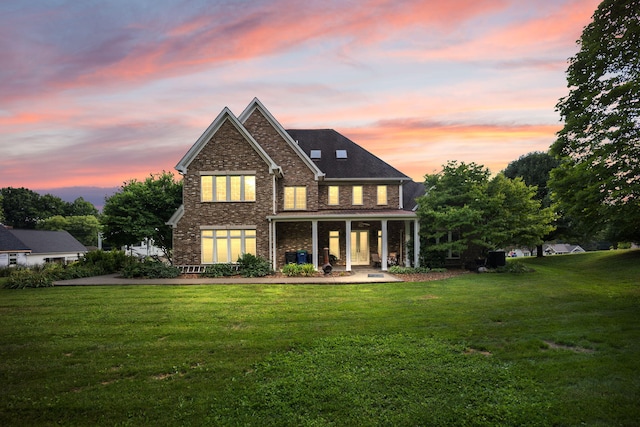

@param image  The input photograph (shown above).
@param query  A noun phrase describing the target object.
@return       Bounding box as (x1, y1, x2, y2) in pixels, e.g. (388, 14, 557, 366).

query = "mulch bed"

(391, 269, 470, 282)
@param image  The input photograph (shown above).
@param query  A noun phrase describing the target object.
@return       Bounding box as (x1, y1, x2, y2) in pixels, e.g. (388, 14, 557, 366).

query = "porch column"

(270, 220, 277, 271)
(404, 220, 411, 267)
(345, 220, 352, 272)
(312, 220, 319, 270)
(414, 219, 420, 267)
(381, 219, 388, 271)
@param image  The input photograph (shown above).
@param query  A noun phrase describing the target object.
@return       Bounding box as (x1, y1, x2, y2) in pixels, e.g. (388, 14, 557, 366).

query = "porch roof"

(267, 209, 418, 221)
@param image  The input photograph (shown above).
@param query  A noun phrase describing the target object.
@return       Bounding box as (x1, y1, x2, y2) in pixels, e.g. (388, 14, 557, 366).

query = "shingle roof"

(0, 226, 31, 252)
(6, 229, 87, 254)
(402, 180, 426, 211)
(286, 129, 410, 180)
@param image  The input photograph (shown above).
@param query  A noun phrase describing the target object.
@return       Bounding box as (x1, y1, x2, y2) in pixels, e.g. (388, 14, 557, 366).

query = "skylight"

(310, 150, 321, 159)
(336, 149, 347, 159)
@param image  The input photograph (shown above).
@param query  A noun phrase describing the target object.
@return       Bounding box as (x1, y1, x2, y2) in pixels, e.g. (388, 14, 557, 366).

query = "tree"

(550, 0, 640, 242)
(0, 187, 49, 228)
(66, 197, 99, 216)
(504, 151, 564, 256)
(101, 172, 182, 261)
(417, 161, 555, 266)
(37, 215, 101, 246)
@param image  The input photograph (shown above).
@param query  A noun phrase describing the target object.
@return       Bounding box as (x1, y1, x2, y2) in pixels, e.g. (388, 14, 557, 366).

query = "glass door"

(350, 230, 370, 265)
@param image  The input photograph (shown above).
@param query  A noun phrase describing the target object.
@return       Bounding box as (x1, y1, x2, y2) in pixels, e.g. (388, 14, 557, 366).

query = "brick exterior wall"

(172, 119, 274, 265)
(171, 101, 417, 269)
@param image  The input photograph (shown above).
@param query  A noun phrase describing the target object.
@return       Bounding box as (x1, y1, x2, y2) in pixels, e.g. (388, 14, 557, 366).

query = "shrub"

(237, 253, 272, 278)
(496, 260, 535, 274)
(121, 258, 180, 279)
(388, 266, 434, 274)
(282, 263, 317, 277)
(4, 268, 54, 289)
(202, 264, 237, 278)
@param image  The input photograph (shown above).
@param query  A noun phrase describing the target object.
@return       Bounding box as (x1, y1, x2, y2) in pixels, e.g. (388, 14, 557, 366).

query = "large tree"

(418, 161, 555, 267)
(37, 215, 101, 246)
(101, 172, 182, 260)
(550, 0, 640, 242)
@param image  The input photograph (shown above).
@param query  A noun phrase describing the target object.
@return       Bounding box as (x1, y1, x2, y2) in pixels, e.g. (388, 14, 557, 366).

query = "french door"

(350, 230, 370, 265)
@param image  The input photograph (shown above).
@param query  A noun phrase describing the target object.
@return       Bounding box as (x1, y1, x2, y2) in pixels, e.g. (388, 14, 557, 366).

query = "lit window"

(329, 231, 340, 260)
(201, 229, 256, 263)
(328, 186, 339, 205)
(201, 175, 256, 202)
(377, 185, 387, 205)
(352, 186, 363, 205)
(284, 186, 307, 210)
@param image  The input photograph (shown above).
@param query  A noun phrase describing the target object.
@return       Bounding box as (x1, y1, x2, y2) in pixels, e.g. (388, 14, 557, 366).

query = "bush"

(121, 258, 180, 279)
(281, 263, 317, 277)
(4, 268, 54, 289)
(202, 264, 237, 278)
(496, 260, 535, 274)
(388, 266, 435, 274)
(237, 253, 272, 278)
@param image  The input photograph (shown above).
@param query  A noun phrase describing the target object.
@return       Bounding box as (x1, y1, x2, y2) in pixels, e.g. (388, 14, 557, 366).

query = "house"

(542, 243, 586, 255)
(167, 98, 424, 271)
(0, 226, 88, 267)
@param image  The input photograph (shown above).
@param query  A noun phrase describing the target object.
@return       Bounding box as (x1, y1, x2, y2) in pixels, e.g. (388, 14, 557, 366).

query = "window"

(328, 186, 339, 205)
(377, 185, 387, 205)
(336, 149, 347, 159)
(329, 231, 340, 260)
(284, 186, 307, 210)
(201, 229, 256, 263)
(9, 253, 17, 266)
(310, 150, 321, 159)
(352, 186, 363, 205)
(201, 175, 256, 202)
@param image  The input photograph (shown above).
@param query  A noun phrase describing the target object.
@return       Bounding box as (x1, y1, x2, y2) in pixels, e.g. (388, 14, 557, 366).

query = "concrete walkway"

(53, 269, 402, 286)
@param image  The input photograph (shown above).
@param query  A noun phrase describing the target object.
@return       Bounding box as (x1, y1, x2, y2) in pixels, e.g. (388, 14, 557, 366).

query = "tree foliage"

(0, 187, 99, 229)
(503, 151, 560, 207)
(418, 161, 555, 266)
(37, 215, 101, 246)
(101, 172, 182, 260)
(550, 0, 640, 242)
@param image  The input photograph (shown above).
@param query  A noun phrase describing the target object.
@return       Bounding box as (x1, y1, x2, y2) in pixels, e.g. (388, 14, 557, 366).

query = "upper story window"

(328, 186, 339, 205)
(352, 186, 363, 205)
(377, 185, 387, 205)
(201, 175, 256, 202)
(310, 150, 322, 160)
(284, 186, 307, 210)
(336, 149, 348, 159)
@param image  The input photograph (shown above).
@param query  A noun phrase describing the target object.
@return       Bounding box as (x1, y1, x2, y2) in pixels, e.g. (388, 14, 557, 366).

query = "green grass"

(1, 250, 639, 426)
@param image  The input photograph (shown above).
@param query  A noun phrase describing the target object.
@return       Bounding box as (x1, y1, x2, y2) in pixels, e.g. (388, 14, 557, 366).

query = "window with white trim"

(377, 185, 387, 205)
(201, 229, 256, 263)
(328, 186, 339, 205)
(352, 186, 363, 205)
(284, 186, 307, 210)
(201, 175, 256, 202)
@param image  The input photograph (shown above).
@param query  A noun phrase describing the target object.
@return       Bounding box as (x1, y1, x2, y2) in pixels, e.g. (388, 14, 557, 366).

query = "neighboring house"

(0, 226, 88, 267)
(125, 239, 164, 258)
(542, 243, 586, 255)
(167, 98, 424, 271)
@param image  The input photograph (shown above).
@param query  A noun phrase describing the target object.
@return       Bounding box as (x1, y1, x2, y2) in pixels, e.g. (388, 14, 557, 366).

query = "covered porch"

(267, 211, 420, 272)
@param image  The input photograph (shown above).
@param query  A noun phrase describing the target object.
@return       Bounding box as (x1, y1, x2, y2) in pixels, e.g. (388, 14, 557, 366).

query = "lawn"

(1, 250, 638, 426)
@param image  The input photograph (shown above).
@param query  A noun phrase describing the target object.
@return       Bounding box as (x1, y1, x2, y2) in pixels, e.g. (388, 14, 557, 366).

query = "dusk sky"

(1, 0, 601, 202)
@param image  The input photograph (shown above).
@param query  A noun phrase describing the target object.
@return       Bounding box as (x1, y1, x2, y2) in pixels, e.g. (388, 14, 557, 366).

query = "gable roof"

(287, 129, 410, 181)
(0, 226, 31, 253)
(175, 107, 282, 177)
(3, 229, 87, 254)
(238, 98, 325, 181)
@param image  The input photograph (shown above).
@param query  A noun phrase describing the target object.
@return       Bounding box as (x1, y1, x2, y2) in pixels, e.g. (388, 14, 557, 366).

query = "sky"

(1, 0, 601, 205)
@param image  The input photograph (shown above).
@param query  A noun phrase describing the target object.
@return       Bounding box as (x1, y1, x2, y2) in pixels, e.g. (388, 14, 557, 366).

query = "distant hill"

(34, 186, 119, 211)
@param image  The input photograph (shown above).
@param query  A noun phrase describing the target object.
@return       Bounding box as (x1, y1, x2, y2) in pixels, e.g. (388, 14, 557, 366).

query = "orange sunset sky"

(1, 0, 601, 202)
